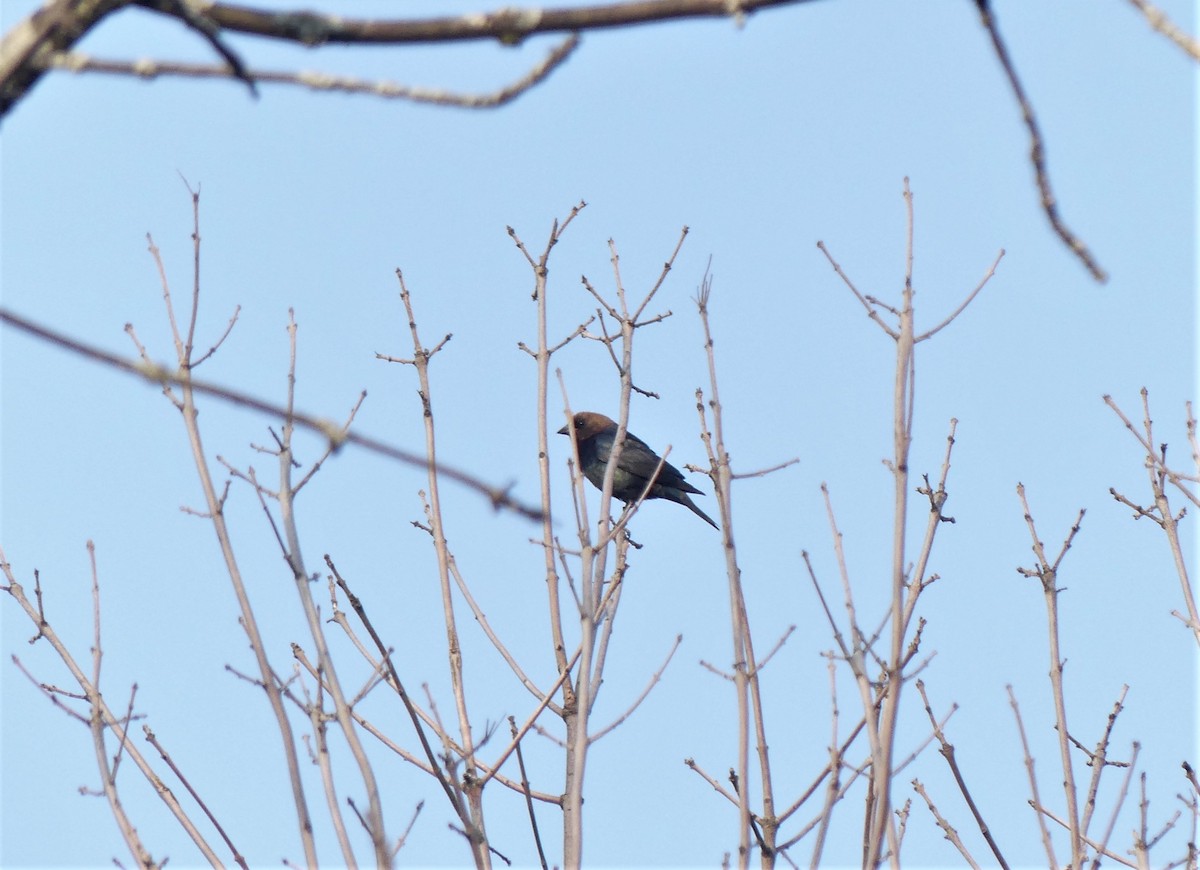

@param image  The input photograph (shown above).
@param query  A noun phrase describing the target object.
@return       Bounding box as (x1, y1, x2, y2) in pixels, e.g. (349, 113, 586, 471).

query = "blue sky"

(1, 0, 1196, 867)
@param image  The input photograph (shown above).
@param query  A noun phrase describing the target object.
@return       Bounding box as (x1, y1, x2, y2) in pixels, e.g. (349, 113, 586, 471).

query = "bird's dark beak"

(557, 425, 568, 436)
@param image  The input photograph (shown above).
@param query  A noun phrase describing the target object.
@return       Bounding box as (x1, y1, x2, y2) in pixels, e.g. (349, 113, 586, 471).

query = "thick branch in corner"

(0, 0, 127, 119)
(181, 0, 814, 46)
(2, 0, 810, 121)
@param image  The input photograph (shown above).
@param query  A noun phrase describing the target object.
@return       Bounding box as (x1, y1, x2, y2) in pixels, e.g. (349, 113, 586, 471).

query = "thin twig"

(911, 779, 982, 869)
(43, 33, 581, 107)
(973, 0, 1106, 282)
(1007, 685, 1058, 869)
(0, 306, 543, 519)
(1124, 0, 1200, 60)
(589, 634, 682, 741)
(915, 680, 1009, 869)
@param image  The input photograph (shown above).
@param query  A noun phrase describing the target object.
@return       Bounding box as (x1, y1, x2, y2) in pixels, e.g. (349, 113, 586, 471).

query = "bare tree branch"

(40, 33, 581, 107)
(1124, 0, 1200, 61)
(0, 0, 813, 122)
(973, 0, 1107, 282)
(0, 0, 128, 119)
(182, 0, 814, 46)
(0, 306, 544, 520)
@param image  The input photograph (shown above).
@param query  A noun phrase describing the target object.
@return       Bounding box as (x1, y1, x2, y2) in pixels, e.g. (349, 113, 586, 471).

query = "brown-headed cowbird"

(558, 411, 718, 529)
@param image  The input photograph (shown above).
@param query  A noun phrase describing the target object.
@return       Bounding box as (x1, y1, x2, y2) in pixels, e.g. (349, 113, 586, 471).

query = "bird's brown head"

(558, 411, 617, 441)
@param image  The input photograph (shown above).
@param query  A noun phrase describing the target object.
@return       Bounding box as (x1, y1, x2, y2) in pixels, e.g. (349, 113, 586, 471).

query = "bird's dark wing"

(594, 430, 702, 495)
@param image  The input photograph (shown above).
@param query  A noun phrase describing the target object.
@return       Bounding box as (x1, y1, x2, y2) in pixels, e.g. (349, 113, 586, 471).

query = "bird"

(558, 411, 718, 529)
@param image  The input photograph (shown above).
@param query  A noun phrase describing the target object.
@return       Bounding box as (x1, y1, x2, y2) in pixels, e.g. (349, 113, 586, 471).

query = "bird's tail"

(684, 494, 719, 530)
